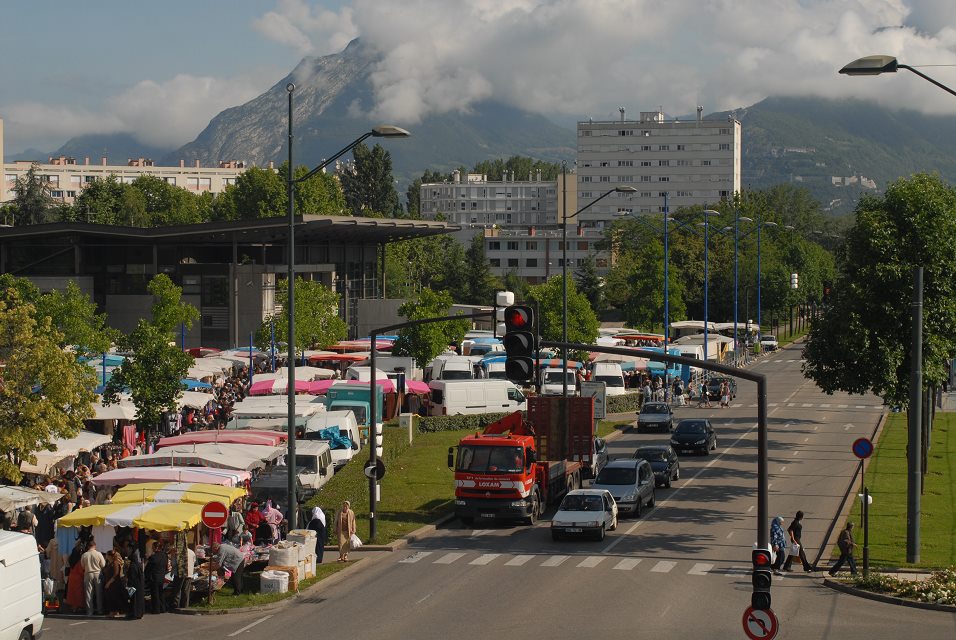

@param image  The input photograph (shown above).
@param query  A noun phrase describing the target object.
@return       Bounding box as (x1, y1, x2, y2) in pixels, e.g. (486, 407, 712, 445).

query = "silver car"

(636, 401, 674, 433)
(590, 459, 656, 517)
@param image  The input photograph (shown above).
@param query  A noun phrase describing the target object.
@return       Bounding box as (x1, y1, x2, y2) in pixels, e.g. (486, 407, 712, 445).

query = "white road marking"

(434, 552, 466, 564)
(399, 551, 433, 563)
(844, 424, 851, 431)
(792, 451, 799, 456)
(804, 437, 809, 442)
(726, 531, 734, 539)
(469, 530, 494, 537)
(855, 405, 867, 409)
(541, 555, 570, 567)
(813, 426, 818, 431)
(651, 560, 676, 573)
(505, 555, 533, 566)
(768, 403, 778, 407)
(820, 403, 831, 408)
(838, 404, 848, 409)
(801, 403, 813, 408)
(415, 592, 433, 605)
(469, 553, 500, 565)
(614, 558, 642, 570)
(69, 622, 88, 627)
(577, 556, 605, 568)
(780, 466, 787, 472)
(787, 403, 797, 407)
(688, 562, 713, 575)
(747, 505, 755, 513)
(228, 615, 274, 637)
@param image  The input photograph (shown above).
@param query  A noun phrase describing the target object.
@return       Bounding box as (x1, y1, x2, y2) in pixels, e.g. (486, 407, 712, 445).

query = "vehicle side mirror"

(447, 446, 455, 469)
(527, 449, 537, 465)
(352, 441, 359, 451)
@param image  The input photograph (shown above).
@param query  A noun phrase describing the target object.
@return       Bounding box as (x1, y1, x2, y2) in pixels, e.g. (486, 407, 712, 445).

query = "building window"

(659, 160, 670, 167)
(580, 191, 592, 198)
(508, 258, 519, 267)
(701, 160, 712, 166)
(641, 130, 651, 136)
(658, 145, 669, 151)
(524, 241, 537, 250)
(720, 190, 730, 198)
(659, 176, 670, 182)
(618, 160, 633, 167)
(677, 160, 691, 166)
(164, 177, 177, 185)
(600, 161, 610, 167)
(489, 258, 500, 267)
(507, 241, 519, 251)
(676, 144, 685, 151)
(489, 241, 500, 251)
(577, 241, 588, 251)
(223, 177, 235, 186)
(526, 258, 537, 267)
(66, 190, 76, 198)
(84, 175, 96, 184)
(460, 202, 466, 210)
(640, 191, 652, 198)
(599, 176, 611, 182)
(618, 129, 634, 136)
(719, 128, 731, 134)
(719, 143, 730, 150)
(641, 145, 651, 151)
(51, 190, 63, 198)
(677, 190, 692, 197)
(641, 161, 652, 167)
(659, 192, 668, 198)
(581, 176, 592, 183)
(640, 176, 651, 182)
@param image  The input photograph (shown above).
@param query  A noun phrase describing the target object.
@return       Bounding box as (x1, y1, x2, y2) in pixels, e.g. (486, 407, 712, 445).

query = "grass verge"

(597, 419, 633, 438)
(857, 412, 955, 568)
(191, 561, 351, 610)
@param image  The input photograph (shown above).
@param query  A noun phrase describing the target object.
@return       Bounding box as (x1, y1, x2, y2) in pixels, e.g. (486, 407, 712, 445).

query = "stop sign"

(200, 501, 229, 529)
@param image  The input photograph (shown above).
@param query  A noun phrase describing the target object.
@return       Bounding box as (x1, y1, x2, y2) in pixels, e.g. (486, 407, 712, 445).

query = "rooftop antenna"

(619, 107, 625, 122)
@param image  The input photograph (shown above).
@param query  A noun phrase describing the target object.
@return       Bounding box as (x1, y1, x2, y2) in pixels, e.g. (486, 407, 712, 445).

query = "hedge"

(607, 392, 643, 414)
(416, 412, 512, 433)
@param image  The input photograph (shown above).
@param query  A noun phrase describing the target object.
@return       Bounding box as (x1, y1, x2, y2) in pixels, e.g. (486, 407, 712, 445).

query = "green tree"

(256, 277, 347, 355)
(464, 232, 500, 304)
(803, 173, 956, 406)
(12, 163, 55, 225)
(526, 275, 599, 360)
(35, 281, 118, 355)
(0, 293, 96, 482)
(147, 273, 200, 336)
(229, 166, 286, 219)
(339, 143, 401, 217)
(470, 156, 562, 181)
(131, 175, 203, 226)
(285, 163, 347, 216)
(405, 169, 453, 217)
(68, 176, 148, 226)
(391, 289, 469, 368)
(502, 270, 529, 303)
(574, 256, 603, 313)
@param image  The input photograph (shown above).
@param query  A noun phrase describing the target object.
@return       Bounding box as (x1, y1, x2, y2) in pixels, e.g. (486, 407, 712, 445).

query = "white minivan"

(0, 530, 43, 640)
(541, 367, 578, 395)
(428, 379, 527, 416)
(425, 355, 475, 381)
(591, 362, 627, 396)
(303, 409, 362, 470)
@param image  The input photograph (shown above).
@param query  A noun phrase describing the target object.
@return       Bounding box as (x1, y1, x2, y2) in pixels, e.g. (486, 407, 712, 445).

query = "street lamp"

(701, 209, 720, 364)
(840, 55, 956, 98)
(285, 83, 409, 529)
(562, 182, 637, 400)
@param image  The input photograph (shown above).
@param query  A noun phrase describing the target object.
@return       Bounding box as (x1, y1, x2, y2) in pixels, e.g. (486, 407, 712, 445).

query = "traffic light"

(751, 547, 773, 611)
(790, 273, 799, 290)
(502, 305, 537, 383)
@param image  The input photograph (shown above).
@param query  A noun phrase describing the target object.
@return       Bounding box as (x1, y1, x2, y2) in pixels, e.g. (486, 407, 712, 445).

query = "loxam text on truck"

(447, 396, 595, 527)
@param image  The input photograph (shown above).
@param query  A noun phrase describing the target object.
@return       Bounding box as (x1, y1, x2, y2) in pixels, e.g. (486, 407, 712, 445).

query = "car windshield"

(560, 494, 604, 511)
(635, 449, 667, 462)
(443, 370, 473, 380)
(487, 371, 507, 379)
(595, 375, 624, 387)
(456, 445, 523, 474)
(470, 345, 492, 355)
(545, 371, 576, 384)
(641, 404, 667, 414)
(594, 466, 637, 485)
(676, 422, 707, 434)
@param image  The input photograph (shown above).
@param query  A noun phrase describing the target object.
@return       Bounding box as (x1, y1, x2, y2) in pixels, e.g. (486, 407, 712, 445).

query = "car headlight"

(455, 499, 466, 506)
(621, 492, 636, 502)
(584, 521, 601, 527)
(695, 439, 706, 445)
(670, 439, 679, 445)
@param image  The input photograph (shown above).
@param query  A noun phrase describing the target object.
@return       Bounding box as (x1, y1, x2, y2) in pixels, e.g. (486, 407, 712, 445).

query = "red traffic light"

(504, 307, 530, 328)
(752, 549, 772, 567)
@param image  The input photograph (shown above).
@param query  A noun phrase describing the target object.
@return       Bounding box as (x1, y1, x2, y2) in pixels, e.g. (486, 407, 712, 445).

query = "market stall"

(0, 486, 62, 512)
(19, 430, 113, 476)
(119, 443, 284, 471)
(91, 467, 251, 487)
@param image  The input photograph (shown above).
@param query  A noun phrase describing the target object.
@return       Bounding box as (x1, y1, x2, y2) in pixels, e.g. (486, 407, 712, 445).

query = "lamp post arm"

(898, 64, 956, 99)
(568, 187, 619, 221)
(295, 131, 375, 184)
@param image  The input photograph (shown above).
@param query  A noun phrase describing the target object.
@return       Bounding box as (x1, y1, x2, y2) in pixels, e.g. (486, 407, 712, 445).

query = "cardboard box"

(264, 564, 299, 592)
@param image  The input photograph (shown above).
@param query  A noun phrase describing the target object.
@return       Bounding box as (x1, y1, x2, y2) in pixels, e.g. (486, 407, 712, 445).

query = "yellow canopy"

(110, 482, 245, 508)
(56, 502, 203, 531)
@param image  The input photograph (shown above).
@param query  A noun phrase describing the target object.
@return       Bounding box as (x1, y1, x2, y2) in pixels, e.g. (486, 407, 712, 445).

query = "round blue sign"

(852, 437, 874, 459)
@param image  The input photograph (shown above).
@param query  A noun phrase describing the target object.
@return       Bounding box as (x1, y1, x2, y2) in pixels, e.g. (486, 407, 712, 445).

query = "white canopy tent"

(19, 430, 112, 475)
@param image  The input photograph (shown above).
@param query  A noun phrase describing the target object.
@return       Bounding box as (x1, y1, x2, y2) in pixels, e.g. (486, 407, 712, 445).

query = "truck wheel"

(523, 492, 540, 526)
(19, 630, 31, 640)
(460, 516, 474, 528)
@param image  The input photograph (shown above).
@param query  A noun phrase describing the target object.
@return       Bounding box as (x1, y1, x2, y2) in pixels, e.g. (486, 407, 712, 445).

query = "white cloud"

(257, 0, 956, 123)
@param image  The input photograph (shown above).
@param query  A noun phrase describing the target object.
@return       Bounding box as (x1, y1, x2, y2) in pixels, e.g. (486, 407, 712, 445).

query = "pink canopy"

(91, 466, 251, 487)
(157, 430, 287, 449)
(249, 378, 311, 396)
(346, 378, 395, 393)
(406, 380, 430, 395)
(308, 379, 337, 395)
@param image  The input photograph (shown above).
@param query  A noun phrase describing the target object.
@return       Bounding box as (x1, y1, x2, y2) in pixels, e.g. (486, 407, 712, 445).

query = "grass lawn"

(191, 561, 351, 610)
(597, 419, 633, 438)
(859, 412, 956, 569)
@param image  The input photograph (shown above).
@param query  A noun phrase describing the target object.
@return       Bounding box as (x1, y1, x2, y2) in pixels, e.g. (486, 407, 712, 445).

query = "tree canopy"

(391, 289, 469, 368)
(803, 173, 956, 406)
(339, 143, 401, 217)
(256, 277, 347, 355)
(525, 275, 599, 360)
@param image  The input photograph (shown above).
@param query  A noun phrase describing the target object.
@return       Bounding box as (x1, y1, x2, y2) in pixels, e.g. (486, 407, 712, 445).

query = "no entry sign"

(200, 501, 229, 529)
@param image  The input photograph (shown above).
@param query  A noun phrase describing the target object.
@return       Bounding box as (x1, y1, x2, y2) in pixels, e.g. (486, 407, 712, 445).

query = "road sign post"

(580, 380, 606, 427)
(742, 606, 779, 640)
(851, 437, 874, 577)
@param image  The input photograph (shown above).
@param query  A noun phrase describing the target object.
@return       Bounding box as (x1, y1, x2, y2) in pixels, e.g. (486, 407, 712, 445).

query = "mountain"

(723, 96, 956, 214)
(53, 133, 173, 166)
(166, 39, 575, 183)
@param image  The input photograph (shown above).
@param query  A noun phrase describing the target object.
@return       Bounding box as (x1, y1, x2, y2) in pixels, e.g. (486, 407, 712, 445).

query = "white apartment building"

(484, 226, 607, 284)
(575, 108, 741, 229)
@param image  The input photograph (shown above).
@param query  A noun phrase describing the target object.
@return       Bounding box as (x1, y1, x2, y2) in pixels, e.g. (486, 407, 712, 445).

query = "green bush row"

(417, 413, 513, 433)
(607, 393, 642, 414)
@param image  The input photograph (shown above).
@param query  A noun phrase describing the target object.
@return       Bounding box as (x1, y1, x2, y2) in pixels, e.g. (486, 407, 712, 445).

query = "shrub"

(607, 392, 642, 414)
(852, 567, 956, 605)
(417, 413, 512, 433)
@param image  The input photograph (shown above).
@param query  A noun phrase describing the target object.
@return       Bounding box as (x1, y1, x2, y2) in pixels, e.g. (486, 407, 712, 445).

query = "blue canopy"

(181, 378, 213, 390)
(316, 426, 353, 451)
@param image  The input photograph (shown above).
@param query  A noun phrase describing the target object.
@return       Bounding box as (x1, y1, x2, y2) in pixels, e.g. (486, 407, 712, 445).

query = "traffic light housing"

(751, 547, 773, 611)
(502, 305, 537, 383)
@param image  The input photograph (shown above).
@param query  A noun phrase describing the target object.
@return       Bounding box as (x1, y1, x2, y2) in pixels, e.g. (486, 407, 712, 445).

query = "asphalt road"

(43, 342, 956, 639)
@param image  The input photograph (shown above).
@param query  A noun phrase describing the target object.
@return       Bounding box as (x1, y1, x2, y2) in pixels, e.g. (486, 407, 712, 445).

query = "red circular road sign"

(742, 606, 779, 640)
(200, 501, 229, 529)
(852, 437, 874, 460)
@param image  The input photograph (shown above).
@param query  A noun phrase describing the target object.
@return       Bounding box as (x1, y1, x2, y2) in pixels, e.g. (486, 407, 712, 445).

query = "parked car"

(705, 376, 737, 401)
(633, 445, 681, 488)
(591, 437, 609, 478)
(636, 401, 674, 432)
(590, 459, 655, 518)
(671, 419, 718, 455)
(551, 488, 618, 541)
(759, 335, 778, 351)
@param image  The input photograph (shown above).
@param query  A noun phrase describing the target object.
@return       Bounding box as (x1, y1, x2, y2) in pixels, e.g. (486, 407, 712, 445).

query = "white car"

(759, 335, 779, 351)
(551, 488, 618, 541)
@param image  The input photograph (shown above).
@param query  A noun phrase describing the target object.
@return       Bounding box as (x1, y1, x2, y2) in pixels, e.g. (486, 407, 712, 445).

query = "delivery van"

(303, 410, 362, 470)
(425, 355, 475, 382)
(541, 367, 578, 395)
(427, 379, 527, 416)
(591, 362, 627, 396)
(0, 530, 43, 640)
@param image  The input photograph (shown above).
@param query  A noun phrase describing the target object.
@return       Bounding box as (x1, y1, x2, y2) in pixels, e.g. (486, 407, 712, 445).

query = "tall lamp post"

(701, 210, 720, 364)
(562, 184, 637, 399)
(755, 221, 780, 345)
(285, 83, 409, 529)
(839, 53, 956, 564)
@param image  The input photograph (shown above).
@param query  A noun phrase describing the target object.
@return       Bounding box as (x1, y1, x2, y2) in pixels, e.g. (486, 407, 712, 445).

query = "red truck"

(447, 396, 595, 526)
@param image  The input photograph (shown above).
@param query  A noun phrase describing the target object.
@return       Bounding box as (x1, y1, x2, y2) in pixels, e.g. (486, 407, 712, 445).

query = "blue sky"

(3, 1, 955, 157)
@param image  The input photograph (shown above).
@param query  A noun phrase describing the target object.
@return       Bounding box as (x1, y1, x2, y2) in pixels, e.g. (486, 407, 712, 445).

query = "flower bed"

(851, 567, 956, 606)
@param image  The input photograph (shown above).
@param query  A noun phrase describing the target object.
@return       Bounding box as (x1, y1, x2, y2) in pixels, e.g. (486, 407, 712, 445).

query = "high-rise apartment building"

(575, 108, 741, 229)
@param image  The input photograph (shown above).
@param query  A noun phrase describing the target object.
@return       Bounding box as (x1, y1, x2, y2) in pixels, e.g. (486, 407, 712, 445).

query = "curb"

(822, 577, 956, 613)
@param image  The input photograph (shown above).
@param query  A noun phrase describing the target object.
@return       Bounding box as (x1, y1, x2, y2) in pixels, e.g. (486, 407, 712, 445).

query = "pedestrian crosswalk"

(731, 402, 882, 411)
(398, 550, 755, 578)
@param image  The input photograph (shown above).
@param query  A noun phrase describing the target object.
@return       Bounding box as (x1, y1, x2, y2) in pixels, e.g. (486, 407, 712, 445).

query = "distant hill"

(52, 132, 173, 167)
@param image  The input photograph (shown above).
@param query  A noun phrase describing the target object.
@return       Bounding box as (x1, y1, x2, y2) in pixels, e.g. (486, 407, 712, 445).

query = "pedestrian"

(828, 522, 857, 576)
(126, 549, 145, 619)
(335, 500, 356, 562)
(244, 501, 262, 543)
(170, 543, 196, 610)
(306, 506, 327, 565)
(79, 539, 105, 616)
(770, 516, 787, 575)
(783, 510, 815, 572)
(720, 381, 730, 408)
(101, 550, 128, 618)
(144, 540, 168, 613)
(211, 541, 246, 595)
(65, 538, 86, 613)
(697, 380, 711, 408)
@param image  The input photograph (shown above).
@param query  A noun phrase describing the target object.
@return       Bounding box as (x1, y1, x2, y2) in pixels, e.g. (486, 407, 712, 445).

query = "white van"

(591, 363, 627, 396)
(541, 367, 578, 396)
(483, 361, 507, 380)
(345, 366, 390, 382)
(303, 410, 362, 470)
(0, 530, 43, 640)
(428, 379, 527, 416)
(426, 355, 475, 382)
